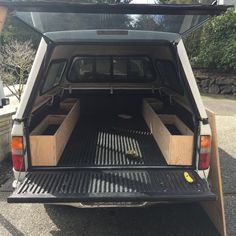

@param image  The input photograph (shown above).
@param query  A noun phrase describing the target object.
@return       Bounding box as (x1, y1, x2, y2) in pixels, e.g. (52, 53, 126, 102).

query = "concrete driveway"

(0, 95, 235, 236)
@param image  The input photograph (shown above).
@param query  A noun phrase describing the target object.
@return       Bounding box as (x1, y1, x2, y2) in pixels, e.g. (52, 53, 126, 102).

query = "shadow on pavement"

(218, 148, 236, 236)
(45, 203, 219, 236)
(219, 148, 236, 194)
(0, 156, 13, 187)
(0, 213, 24, 236)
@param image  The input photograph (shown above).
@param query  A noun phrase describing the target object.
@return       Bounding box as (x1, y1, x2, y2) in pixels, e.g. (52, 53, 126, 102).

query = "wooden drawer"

(30, 100, 79, 166)
(143, 99, 193, 165)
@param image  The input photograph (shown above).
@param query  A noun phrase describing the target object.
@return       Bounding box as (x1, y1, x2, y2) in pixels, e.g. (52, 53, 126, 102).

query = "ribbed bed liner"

(8, 170, 216, 203)
(59, 114, 166, 166)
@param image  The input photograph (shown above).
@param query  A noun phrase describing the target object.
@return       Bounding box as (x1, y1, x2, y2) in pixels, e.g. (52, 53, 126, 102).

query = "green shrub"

(194, 9, 236, 72)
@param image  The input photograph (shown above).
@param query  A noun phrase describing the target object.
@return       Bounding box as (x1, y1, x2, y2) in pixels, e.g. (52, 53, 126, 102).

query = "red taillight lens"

(199, 153, 211, 170)
(198, 135, 211, 170)
(12, 136, 25, 171)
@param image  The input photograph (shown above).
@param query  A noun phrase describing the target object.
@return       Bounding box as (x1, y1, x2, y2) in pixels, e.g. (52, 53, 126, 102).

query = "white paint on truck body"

(177, 39, 208, 121)
(12, 38, 48, 137)
(176, 39, 211, 178)
(13, 38, 48, 120)
(11, 38, 48, 177)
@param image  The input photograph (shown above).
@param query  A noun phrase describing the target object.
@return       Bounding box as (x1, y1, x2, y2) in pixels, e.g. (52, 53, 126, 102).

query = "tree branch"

(4, 83, 20, 101)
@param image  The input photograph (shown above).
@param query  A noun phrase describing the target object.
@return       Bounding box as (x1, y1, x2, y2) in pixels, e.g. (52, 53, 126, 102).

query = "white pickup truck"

(0, 2, 230, 207)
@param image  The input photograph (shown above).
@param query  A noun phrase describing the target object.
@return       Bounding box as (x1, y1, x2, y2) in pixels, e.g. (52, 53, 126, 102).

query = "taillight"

(12, 136, 25, 171)
(198, 135, 211, 170)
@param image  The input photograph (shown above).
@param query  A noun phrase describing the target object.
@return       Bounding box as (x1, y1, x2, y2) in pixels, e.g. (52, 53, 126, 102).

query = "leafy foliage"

(184, 28, 202, 61)
(188, 9, 236, 72)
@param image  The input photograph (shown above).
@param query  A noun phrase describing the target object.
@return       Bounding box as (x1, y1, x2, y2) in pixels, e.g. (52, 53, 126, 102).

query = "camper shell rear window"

(68, 56, 156, 82)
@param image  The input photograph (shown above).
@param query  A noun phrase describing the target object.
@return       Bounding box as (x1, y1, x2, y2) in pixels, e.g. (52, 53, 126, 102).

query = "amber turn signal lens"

(200, 135, 211, 148)
(12, 136, 23, 156)
(12, 136, 23, 150)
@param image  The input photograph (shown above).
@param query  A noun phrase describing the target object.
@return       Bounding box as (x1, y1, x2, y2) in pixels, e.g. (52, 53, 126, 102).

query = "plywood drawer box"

(143, 99, 193, 165)
(143, 98, 163, 113)
(30, 100, 79, 166)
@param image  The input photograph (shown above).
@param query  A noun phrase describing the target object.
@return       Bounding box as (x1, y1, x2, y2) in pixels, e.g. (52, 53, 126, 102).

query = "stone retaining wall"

(193, 69, 236, 96)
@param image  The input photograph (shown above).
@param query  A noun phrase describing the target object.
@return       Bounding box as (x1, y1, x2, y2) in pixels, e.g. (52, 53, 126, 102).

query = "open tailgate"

(8, 169, 215, 203)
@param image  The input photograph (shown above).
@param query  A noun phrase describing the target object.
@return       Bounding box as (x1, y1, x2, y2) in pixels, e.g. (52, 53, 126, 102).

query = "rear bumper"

(8, 192, 216, 204)
(8, 169, 216, 204)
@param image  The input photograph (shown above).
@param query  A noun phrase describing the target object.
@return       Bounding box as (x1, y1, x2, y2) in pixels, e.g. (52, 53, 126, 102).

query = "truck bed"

(58, 114, 166, 166)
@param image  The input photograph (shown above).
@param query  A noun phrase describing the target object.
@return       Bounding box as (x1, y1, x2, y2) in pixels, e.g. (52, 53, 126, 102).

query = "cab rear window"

(68, 56, 155, 82)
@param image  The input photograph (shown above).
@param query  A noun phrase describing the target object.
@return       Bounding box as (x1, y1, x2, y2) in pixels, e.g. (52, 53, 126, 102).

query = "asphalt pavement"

(0, 95, 235, 236)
